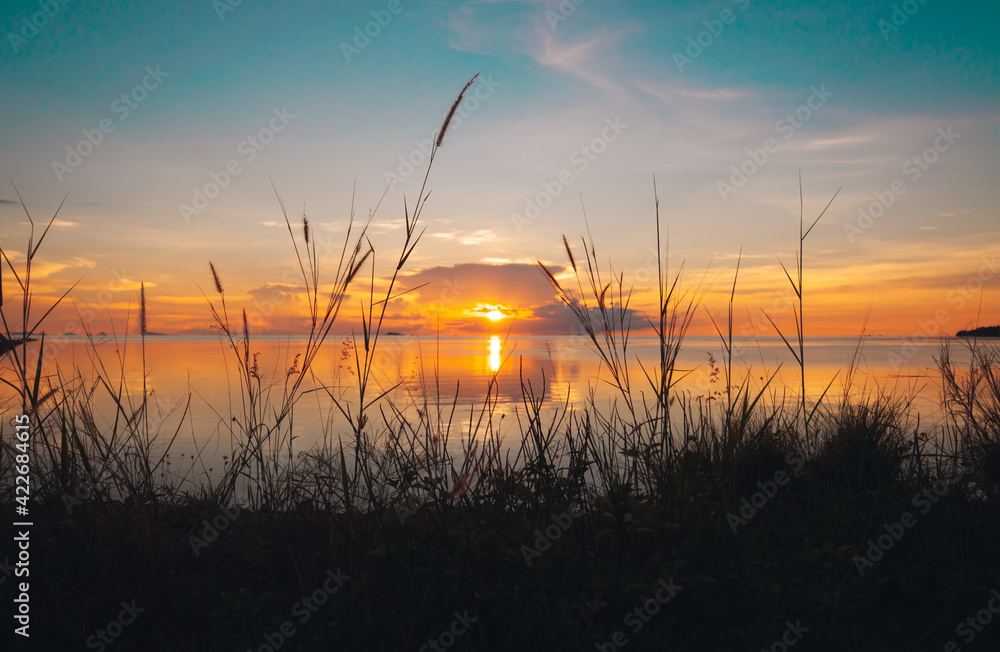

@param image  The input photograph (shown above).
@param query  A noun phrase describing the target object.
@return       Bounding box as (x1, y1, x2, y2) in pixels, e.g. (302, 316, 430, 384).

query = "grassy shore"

(3, 83, 1000, 651)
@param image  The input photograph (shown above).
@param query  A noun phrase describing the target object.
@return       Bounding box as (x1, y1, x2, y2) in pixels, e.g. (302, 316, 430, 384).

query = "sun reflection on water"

(488, 335, 501, 373)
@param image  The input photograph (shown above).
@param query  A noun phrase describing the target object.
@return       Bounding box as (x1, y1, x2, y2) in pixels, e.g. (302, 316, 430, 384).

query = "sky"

(1, 0, 998, 339)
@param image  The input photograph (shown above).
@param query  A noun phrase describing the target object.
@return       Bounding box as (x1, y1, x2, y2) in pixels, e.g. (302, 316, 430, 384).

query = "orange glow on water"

(488, 335, 501, 372)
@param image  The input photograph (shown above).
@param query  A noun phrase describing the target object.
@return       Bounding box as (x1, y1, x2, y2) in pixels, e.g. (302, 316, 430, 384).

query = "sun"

(484, 309, 506, 322)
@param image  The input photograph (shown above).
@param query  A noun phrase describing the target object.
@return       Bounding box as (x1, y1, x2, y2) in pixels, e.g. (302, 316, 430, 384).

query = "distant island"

(957, 325, 1000, 338)
(0, 335, 31, 355)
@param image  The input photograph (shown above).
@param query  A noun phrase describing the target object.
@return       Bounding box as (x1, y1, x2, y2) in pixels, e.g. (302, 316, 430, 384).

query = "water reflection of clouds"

(23, 335, 965, 468)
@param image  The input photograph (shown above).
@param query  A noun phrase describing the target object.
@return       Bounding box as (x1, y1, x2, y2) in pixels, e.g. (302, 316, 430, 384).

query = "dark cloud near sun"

(405, 263, 557, 308)
(401, 263, 645, 334)
(526, 301, 644, 335)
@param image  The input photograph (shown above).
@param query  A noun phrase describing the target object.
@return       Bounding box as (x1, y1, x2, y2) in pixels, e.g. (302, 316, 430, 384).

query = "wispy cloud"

(800, 135, 873, 150)
(460, 229, 495, 245)
(680, 88, 751, 101)
(534, 26, 633, 95)
(429, 229, 496, 245)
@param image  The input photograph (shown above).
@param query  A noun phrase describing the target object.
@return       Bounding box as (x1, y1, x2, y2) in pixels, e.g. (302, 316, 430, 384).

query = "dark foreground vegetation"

(3, 83, 1000, 651)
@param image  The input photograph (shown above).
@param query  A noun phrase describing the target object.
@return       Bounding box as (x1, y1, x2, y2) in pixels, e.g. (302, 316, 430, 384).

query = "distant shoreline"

(45, 333, 979, 341)
(957, 326, 1000, 338)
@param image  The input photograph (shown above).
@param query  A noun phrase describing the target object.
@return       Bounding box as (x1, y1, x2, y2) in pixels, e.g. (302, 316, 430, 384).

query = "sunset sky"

(1, 0, 997, 338)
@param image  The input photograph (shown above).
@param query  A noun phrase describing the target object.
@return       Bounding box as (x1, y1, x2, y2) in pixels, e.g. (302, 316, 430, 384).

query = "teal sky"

(1, 0, 998, 335)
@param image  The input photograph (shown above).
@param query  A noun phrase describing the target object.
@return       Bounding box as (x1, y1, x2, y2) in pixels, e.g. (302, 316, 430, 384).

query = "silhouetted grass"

(2, 94, 999, 650)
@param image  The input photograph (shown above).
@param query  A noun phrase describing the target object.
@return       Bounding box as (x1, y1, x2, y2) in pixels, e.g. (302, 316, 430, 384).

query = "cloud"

(523, 300, 643, 334)
(460, 229, 496, 245)
(534, 27, 632, 95)
(468, 303, 517, 318)
(406, 262, 555, 308)
(446, 1, 634, 96)
(429, 229, 497, 245)
(2, 255, 96, 280)
(680, 88, 751, 101)
(481, 256, 535, 264)
(800, 134, 874, 150)
(246, 284, 306, 303)
(395, 263, 646, 334)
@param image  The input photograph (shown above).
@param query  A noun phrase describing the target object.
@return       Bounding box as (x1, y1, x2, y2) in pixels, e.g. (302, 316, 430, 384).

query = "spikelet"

(598, 283, 610, 309)
(562, 235, 577, 272)
(436, 73, 480, 147)
(209, 262, 223, 294)
(139, 282, 147, 336)
(347, 248, 373, 284)
(537, 261, 564, 293)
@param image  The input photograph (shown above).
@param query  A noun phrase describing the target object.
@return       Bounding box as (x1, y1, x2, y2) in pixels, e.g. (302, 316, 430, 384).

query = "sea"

(4, 334, 988, 488)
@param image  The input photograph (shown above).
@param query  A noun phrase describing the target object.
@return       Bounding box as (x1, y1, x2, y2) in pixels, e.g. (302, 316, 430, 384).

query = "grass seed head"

(139, 282, 147, 336)
(210, 262, 224, 295)
(436, 73, 480, 147)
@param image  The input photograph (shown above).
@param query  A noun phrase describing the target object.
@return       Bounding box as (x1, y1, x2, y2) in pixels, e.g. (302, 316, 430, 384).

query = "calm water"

(5, 333, 981, 483)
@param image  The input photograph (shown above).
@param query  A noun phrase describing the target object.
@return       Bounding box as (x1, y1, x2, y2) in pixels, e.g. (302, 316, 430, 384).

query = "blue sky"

(1, 0, 998, 335)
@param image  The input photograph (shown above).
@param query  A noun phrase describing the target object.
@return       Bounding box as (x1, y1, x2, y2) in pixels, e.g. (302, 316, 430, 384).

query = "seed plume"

(563, 235, 577, 272)
(209, 262, 224, 294)
(139, 282, 147, 336)
(436, 73, 479, 147)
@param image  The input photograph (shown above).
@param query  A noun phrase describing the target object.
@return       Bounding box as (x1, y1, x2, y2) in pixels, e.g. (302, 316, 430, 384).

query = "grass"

(2, 82, 1000, 650)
